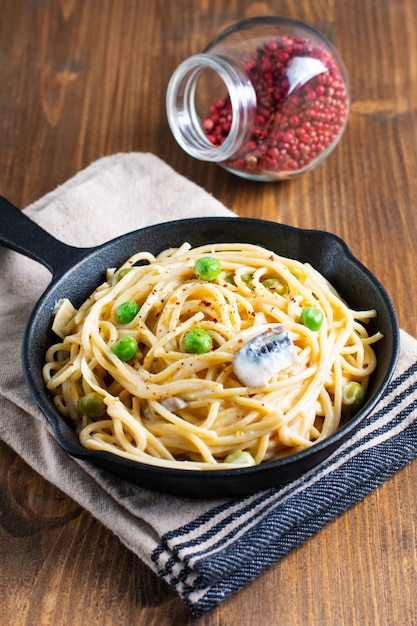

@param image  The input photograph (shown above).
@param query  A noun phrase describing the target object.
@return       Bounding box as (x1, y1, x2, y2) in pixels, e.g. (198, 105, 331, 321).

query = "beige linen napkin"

(1, 152, 417, 617)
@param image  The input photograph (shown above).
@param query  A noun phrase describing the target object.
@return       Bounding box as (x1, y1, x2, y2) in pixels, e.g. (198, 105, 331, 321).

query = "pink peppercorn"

(166, 16, 350, 181)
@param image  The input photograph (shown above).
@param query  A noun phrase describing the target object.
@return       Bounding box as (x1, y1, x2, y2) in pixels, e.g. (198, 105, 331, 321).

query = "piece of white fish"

(233, 325, 298, 388)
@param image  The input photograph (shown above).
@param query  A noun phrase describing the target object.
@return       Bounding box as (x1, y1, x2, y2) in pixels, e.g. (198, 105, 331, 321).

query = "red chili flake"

(238, 338, 243, 343)
(200, 300, 212, 307)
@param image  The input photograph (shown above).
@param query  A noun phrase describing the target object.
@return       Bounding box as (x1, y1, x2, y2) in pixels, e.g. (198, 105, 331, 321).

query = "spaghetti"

(42, 242, 382, 469)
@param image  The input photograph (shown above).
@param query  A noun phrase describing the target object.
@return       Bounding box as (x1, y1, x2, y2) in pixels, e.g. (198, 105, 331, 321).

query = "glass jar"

(166, 16, 350, 182)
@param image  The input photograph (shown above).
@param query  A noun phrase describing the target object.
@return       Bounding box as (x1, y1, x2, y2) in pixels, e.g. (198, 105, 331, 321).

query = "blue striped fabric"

(152, 353, 417, 616)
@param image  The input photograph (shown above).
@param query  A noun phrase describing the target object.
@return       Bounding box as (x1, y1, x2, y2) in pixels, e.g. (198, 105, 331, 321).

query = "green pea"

(116, 301, 139, 324)
(300, 306, 324, 331)
(183, 328, 213, 354)
(262, 277, 289, 295)
(241, 273, 253, 289)
(224, 450, 256, 466)
(224, 272, 236, 286)
(117, 267, 133, 281)
(112, 336, 138, 361)
(78, 392, 106, 418)
(194, 256, 221, 281)
(342, 381, 366, 413)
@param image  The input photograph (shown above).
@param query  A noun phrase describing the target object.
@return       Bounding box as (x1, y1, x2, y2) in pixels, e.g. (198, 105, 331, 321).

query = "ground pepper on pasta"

(42, 242, 382, 470)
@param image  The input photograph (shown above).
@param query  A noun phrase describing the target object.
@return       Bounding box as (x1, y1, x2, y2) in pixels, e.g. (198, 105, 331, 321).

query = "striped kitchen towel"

(151, 335, 417, 614)
(1, 152, 416, 617)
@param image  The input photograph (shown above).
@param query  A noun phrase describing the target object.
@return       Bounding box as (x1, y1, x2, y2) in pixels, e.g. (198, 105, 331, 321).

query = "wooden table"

(1, 1, 417, 624)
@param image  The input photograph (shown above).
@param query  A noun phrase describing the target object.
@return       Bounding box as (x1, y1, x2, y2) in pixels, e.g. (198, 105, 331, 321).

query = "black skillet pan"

(0, 196, 400, 497)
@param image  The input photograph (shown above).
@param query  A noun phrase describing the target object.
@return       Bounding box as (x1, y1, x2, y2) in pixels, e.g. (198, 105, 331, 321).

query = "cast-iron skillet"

(0, 196, 400, 497)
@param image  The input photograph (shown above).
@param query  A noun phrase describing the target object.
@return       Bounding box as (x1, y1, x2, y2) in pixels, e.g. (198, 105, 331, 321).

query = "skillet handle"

(0, 195, 93, 276)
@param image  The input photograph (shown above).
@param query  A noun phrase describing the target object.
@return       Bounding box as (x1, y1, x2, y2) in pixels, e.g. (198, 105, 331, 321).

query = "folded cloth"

(1, 152, 417, 617)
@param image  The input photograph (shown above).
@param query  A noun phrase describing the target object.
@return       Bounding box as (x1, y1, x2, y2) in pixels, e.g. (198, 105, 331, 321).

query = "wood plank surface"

(1, 1, 417, 624)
